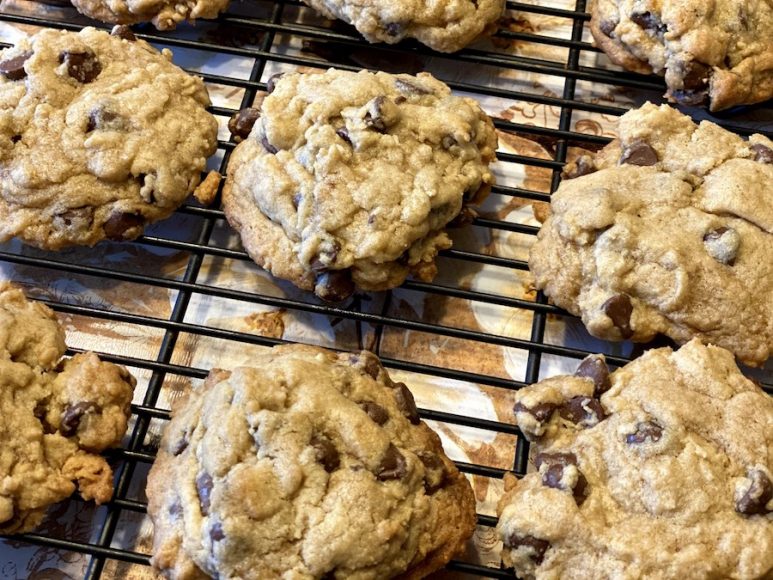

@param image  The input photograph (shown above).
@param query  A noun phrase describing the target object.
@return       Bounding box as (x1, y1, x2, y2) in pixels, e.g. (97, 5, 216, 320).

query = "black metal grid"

(0, 1, 770, 578)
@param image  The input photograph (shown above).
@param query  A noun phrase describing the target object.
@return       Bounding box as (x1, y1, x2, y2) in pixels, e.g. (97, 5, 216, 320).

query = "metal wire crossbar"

(0, 0, 770, 578)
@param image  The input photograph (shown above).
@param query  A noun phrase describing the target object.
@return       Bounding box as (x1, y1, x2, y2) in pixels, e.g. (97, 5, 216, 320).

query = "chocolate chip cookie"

(0, 283, 136, 534)
(147, 344, 476, 579)
(300, 0, 505, 52)
(590, 0, 773, 111)
(530, 103, 772, 367)
(0, 26, 218, 250)
(72, 0, 230, 30)
(498, 339, 773, 579)
(223, 69, 497, 301)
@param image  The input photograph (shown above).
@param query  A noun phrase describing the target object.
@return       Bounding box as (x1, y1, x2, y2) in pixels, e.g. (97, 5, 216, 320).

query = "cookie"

(0, 283, 136, 534)
(147, 344, 476, 579)
(300, 0, 505, 53)
(590, 0, 773, 111)
(0, 26, 218, 250)
(530, 103, 772, 367)
(223, 69, 497, 301)
(498, 339, 773, 579)
(72, 0, 230, 30)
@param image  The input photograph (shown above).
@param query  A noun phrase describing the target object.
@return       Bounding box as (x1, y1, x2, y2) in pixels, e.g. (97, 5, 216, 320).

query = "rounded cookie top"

(223, 68, 497, 301)
(590, 0, 773, 111)
(0, 27, 218, 250)
(499, 339, 773, 580)
(147, 344, 477, 579)
(0, 283, 136, 534)
(72, 0, 230, 30)
(301, 0, 505, 53)
(530, 103, 773, 367)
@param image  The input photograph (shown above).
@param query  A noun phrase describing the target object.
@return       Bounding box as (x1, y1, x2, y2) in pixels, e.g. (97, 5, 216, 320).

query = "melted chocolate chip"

(196, 472, 214, 515)
(417, 451, 446, 493)
(103, 212, 145, 241)
(168, 500, 183, 517)
(359, 353, 382, 379)
(503, 534, 550, 564)
(364, 96, 389, 132)
(751, 143, 773, 164)
(61, 402, 100, 436)
(228, 108, 260, 142)
(210, 523, 225, 541)
(513, 401, 557, 422)
(11, 134, 21, 144)
(312, 434, 340, 472)
(682, 61, 711, 91)
(630, 11, 666, 34)
(535, 452, 588, 505)
(59, 50, 102, 83)
(336, 127, 352, 144)
(172, 435, 189, 456)
(314, 270, 355, 302)
(574, 354, 611, 396)
(260, 134, 278, 154)
(266, 72, 284, 94)
(625, 420, 663, 444)
(599, 19, 616, 37)
(393, 382, 420, 424)
(0, 51, 32, 80)
(111, 25, 136, 41)
(736, 470, 772, 515)
(87, 108, 124, 132)
(620, 140, 658, 166)
(559, 396, 606, 427)
(377, 443, 407, 480)
(602, 294, 634, 338)
(385, 23, 403, 37)
(359, 401, 389, 425)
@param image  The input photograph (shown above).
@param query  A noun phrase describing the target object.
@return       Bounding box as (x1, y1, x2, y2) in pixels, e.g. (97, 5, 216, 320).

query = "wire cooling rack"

(0, 1, 770, 578)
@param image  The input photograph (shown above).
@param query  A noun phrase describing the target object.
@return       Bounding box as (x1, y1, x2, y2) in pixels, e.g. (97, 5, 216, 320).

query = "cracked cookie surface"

(223, 68, 497, 301)
(590, 0, 773, 111)
(0, 283, 136, 534)
(300, 0, 505, 53)
(498, 339, 773, 580)
(530, 103, 772, 366)
(0, 26, 218, 250)
(72, 0, 230, 30)
(147, 344, 476, 579)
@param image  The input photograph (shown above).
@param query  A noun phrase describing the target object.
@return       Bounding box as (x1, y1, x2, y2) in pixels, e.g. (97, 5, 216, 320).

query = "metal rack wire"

(0, 1, 770, 578)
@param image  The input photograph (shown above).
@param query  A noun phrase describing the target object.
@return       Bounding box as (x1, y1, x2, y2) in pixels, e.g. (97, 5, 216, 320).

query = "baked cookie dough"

(72, 0, 230, 30)
(0, 26, 218, 250)
(498, 339, 773, 579)
(590, 0, 773, 111)
(300, 0, 505, 53)
(0, 283, 136, 534)
(147, 344, 476, 579)
(530, 103, 772, 366)
(223, 69, 497, 301)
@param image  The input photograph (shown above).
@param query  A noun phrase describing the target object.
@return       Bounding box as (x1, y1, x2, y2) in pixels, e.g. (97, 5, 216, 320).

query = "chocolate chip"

(266, 72, 284, 93)
(210, 523, 225, 541)
(736, 470, 772, 515)
(260, 134, 278, 154)
(503, 534, 550, 564)
(559, 396, 606, 427)
(311, 434, 340, 472)
(110, 25, 136, 41)
(228, 108, 260, 142)
(61, 402, 100, 436)
(168, 500, 182, 517)
(630, 11, 666, 34)
(364, 96, 389, 132)
(625, 420, 663, 444)
(395, 78, 431, 95)
(682, 61, 711, 91)
(59, 50, 102, 83)
(336, 127, 352, 144)
(393, 382, 420, 425)
(311, 242, 341, 272)
(562, 155, 596, 179)
(103, 212, 145, 241)
(359, 353, 382, 379)
(385, 23, 403, 37)
(196, 472, 214, 515)
(314, 270, 355, 302)
(394, 95, 407, 104)
(602, 294, 634, 338)
(418, 451, 446, 493)
(359, 401, 389, 425)
(377, 443, 407, 481)
(0, 51, 32, 80)
(56, 206, 94, 229)
(516, 401, 557, 423)
(751, 143, 773, 164)
(703, 227, 739, 265)
(172, 436, 189, 456)
(535, 452, 588, 505)
(11, 134, 21, 144)
(599, 19, 616, 37)
(574, 354, 611, 396)
(87, 108, 124, 132)
(34, 398, 55, 434)
(448, 206, 477, 228)
(670, 89, 708, 107)
(441, 135, 457, 149)
(620, 140, 658, 166)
